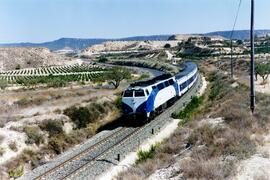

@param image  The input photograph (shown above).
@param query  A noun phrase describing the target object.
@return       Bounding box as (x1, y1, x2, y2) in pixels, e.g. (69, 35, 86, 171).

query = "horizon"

(1, 0, 270, 43)
(1, 29, 270, 44)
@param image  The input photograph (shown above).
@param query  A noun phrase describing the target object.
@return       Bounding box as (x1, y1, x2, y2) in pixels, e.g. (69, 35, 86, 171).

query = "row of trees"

(0, 66, 131, 89)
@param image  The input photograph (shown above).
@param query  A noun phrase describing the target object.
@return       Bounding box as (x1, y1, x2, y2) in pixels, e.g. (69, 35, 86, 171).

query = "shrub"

(0, 147, 5, 156)
(48, 136, 65, 154)
(138, 73, 150, 80)
(209, 81, 224, 100)
(15, 64, 21, 70)
(164, 43, 171, 49)
(9, 141, 18, 152)
(47, 77, 68, 88)
(136, 143, 160, 164)
(172, 96, 203, 124)
(8, 165, 24, 179)
(98, 56, 108, 63)
(0, 80, 7, 90)
(64, 106, 91, 129)
(64, 102, 115, 129)
(114, 95, 122, 110)
(40, 120, 63, 136)
(25, 126, 44, 145)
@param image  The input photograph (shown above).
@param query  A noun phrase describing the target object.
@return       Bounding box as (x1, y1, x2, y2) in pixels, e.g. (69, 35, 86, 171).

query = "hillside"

(81, 40, 179, 56)
(0, 47, 72, 71)
(205, 29, 270, 40)
(0, 35, 171, 51)
(0, 30, 269, 51)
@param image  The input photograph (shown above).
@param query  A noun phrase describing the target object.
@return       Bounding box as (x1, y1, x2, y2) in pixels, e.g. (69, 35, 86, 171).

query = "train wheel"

(150, 111, 155, 120)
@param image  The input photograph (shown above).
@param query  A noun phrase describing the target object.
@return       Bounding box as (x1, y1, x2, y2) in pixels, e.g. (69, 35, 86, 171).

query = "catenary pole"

(231, 40, 234, 78)
(250, 0, 255, 113)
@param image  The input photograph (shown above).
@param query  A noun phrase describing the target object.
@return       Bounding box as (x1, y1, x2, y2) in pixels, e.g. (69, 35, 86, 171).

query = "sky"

(0, 0, 269, 43)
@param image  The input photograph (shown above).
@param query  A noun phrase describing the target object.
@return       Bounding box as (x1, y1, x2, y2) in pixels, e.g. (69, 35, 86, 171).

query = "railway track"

(26, 74, 202, 180)
(34, 127, 128, 180)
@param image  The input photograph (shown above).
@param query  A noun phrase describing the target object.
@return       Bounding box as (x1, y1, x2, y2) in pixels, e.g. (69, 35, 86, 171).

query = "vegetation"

(136, 143, 160, 164)
(0, 63, 106, 86)
(25, 126, 44, 145)
(255, 62, 270, 84)
(64, 107, 91, 129)
(0, 79, 7, 90)
(138, 73, 150, 80)
(8, 141, 18, 152)
(114, 95, 122, 110)
(164, 43, 171, 49)
(39, 120, 63, 136)
(8, 165, 24, 179)
(106, 66, 131, 89)
(110, 59, 180, 75)
(98, 56, 108, 63)
(0, 147, 5, 156)
(15, 64, 21, 70)
(172, 96, 203, 124)
(64, 102, 115, 129)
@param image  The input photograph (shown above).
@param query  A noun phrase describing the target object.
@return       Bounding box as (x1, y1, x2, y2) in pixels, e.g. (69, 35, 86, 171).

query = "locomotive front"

(121, 87, 150, 118)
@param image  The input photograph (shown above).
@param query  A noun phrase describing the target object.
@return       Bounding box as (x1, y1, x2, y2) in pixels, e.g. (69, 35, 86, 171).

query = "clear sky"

(0, 0, 269, 43)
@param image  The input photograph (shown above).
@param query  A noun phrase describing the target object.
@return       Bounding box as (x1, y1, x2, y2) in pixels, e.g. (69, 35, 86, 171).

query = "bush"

(98, 56, 108, 63)
(172, 96, 203, 124)
(138, 73, 150, 80)
(8, 165, 24, 179)
(164, 43, 171, 49)
(48, 136, 65, 154)
(40, 120, 63, 136)
(9, 141, 18, 152)
(0, 80, 7, 90)
(0, 147, 5, 156)
(64, 106, 91, 129)
(64, 102, 115, 129)
(15, 64, 21, 70)
(47, 77, 68, 88)
(114, 95, 122, 110)
(136, 143, 160, 164)
(209, 81, 224, 101)
(25, 126, 44, 145)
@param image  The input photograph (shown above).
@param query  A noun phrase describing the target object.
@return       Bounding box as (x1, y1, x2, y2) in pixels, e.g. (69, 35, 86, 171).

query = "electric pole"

(250, 0, 255, 113)
(231, 40, 234, 78)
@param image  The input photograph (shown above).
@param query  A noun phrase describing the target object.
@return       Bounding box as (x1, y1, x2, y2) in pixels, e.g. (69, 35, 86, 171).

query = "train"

(121, 61, 198, 121)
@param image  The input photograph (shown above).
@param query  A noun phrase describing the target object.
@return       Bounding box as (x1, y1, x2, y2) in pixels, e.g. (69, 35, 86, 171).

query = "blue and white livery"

(122, 62, 198, 120)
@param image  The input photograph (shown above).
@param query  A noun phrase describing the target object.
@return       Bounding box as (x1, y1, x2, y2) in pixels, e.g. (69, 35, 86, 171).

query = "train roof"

(175, 61, 197, 80)
(130, 61, 197, 88)
(130, 74, 172, 87)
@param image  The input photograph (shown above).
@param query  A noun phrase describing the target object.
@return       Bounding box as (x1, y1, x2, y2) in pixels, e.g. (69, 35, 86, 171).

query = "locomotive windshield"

(123, 90, 133, 97)
(135, 89, 145, 97)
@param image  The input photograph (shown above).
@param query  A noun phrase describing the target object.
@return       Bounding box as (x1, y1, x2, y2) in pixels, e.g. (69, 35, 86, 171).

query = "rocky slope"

(0, 47, 72, 71)
(81, 40, 180, 56)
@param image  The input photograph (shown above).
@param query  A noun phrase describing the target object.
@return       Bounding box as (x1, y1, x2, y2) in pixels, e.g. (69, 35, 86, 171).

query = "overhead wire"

(230, 0, 243, 78)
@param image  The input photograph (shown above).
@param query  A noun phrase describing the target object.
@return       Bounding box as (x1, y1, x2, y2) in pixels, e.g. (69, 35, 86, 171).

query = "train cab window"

(123, 90, 133, 97)
(157, 83, 164, 90)
(169, 79, 174, 85)
(164, 81, 170, 87)
(145, 89, 149, 96)
(135, 89, 145, 97)
(152, 86, 157, 90)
